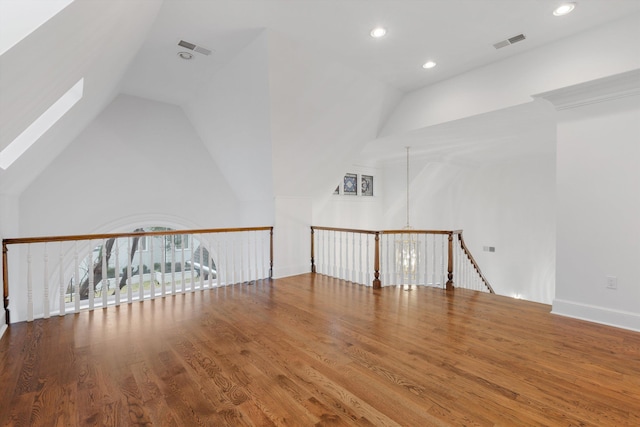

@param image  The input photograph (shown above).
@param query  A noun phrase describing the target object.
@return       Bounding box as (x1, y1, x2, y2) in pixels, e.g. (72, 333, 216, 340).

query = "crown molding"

(533, 69, 640, 110)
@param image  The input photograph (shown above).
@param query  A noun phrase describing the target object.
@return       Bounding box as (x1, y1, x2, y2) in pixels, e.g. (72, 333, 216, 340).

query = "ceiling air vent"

(493, 33, 526, 50)
(177, 39, 212, 56)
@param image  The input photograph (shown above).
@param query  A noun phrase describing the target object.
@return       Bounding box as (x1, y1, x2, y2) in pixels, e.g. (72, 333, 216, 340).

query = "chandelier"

(396, 146, 418, 283)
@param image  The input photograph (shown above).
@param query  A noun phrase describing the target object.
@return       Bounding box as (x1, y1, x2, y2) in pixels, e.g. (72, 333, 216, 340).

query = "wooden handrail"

(310, 226, 378, 235)
(311, 226, 461, 236)
(2, 226, 274, 246)
(457, 232, 494, 294)
(381, 229, 460, 235)
(2, 226, 274, 324)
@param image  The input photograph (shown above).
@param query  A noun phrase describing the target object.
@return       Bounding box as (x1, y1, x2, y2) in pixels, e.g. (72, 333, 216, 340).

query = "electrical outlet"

(606, 276, 617, 290)
(483, 246, 496, 253)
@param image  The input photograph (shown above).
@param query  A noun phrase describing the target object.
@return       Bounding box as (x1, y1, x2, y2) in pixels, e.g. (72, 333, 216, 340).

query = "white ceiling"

(358, 99, 557, 167)
(2, 0, 639, 195)
(121, 0, 640, 105)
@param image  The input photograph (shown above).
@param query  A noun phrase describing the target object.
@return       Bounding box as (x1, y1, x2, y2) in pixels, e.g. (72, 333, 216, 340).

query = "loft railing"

(2, 226, 273, 324)
(310, 226, 493, 293)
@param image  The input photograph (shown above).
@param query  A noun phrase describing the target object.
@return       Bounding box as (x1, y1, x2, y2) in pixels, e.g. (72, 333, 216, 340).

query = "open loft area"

(0, 1, 639, 333)
(0, 1, 639, 425)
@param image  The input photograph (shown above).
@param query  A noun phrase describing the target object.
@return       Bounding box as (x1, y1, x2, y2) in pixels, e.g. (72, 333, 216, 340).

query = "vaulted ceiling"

(1, 0, 639, 195)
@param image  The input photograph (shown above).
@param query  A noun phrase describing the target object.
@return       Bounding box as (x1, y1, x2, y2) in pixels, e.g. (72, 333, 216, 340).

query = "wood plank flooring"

(1, 273, 639, 426)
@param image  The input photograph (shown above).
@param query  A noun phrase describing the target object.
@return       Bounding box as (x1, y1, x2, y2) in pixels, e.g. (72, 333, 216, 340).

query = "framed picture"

(361, 175, 373, 196)
(344, 173, 357, 195)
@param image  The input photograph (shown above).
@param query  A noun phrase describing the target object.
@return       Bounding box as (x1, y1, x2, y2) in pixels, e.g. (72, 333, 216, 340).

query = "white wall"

(184, 31, 274, 212)
(381, 14, 640, 137)
(11, 94, 252, 323)
(548, 76, 640, 331)
(312, 164, 385, 230)
(19, 94, 242, 237)
(273, 197, 312, 278)
(266, 32, 400, 276)
(377, 149, 556, 304)
(267, 31, 401, 199)
(0, 0, 163, 196)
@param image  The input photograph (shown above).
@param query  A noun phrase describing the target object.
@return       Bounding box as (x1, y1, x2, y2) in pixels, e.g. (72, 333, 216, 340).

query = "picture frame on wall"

(361, 175, 373, 196)
(344, 173, 357, 195)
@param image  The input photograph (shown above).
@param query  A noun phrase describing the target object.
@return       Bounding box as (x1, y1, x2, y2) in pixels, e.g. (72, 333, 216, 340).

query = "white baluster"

(415, 234, 421, 286)
(189, 235, 195, 292)
(254, 231, 258, 281)
(240, 236, 245, 284)
(217, 237, 222, 287)
(432, 235, 436, 287)
(323, 230, 327, 275)
(441, 235, 445, 288)
(150, 235, 155, 299)
(87, 241, 94, 311)
(385, 234, 390, 286)
(27, 245, 33, 321)
(365, 234, 370, 286)
(358, 233, 362, 284)
(160, 235, 166, 296)
(339, 232, 343, 280)
(404, 235, 409, 287)
(352, 233, 356, 283)
(228, 236, 233, 285)
(317, 230, 322, 275)
(246, 232, 251, 282)
(180, 235, 186, 293)
(43, 243, 50, 318)
(423, 234, 428, 287)
(231, 238, 235, 285)
(199, 236, 204, 289)
(114, 239, 120, 306)
(392, 235, 398, 285)
(102, 239, 108, 308)
(127, 237, 133, 303)
(212, 234, 218, 288)
(74, 242, 80, 313)
(207, 236, 213, 288)
(138, 236, 144, 301)
(169, 235, 175, 294)
(59, 242, 65, 316)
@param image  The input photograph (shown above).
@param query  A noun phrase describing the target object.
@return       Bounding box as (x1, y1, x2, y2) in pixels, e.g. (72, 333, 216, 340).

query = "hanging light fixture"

(395, 146, 418, 283)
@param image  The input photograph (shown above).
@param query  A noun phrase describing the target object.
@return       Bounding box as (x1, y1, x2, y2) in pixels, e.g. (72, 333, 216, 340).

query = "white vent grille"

(493, 33, 526, 49)
(178, 40, 212, 56)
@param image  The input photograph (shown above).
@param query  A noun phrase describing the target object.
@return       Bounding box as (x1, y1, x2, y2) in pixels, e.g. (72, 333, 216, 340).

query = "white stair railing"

(2, 226, 273, 324)
(311, 226, 493, 293)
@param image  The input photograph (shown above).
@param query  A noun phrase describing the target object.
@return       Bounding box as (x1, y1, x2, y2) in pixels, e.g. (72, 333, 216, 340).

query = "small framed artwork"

(344, 173, 357, 195)
(361, 175, 373, 196)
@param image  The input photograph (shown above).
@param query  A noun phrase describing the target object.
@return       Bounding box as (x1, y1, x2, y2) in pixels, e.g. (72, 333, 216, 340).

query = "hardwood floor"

(1, 274, 639, 426)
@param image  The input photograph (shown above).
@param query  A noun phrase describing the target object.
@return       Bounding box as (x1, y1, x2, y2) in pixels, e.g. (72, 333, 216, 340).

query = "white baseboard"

(552, 299, 640, 332)
(272, 264, 310, 279)
(0, 324, 7, 340)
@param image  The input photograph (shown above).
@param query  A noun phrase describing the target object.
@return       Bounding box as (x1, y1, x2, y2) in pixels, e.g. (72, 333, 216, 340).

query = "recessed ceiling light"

(553, 3, 576, 16)
(177, 51, 193, 60)
(422, 60, 437, 69)
(370, 27, 387, 38)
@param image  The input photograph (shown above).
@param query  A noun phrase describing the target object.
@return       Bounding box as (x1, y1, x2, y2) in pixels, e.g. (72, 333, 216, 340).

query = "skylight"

(0, 78, 84, 170)
(0, 0, 74, 56)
